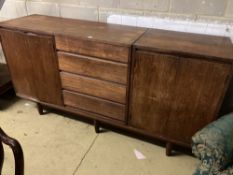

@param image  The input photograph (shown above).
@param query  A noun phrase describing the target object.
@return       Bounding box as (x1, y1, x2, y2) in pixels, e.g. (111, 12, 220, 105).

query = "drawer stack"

(56, 36, 129, 122)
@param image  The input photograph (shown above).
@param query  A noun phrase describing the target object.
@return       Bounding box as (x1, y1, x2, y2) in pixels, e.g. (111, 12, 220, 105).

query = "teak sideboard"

(1, 15, 233, 155)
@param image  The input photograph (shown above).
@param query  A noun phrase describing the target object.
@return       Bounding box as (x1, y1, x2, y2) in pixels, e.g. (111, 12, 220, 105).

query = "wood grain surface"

(130, 51, 232, 143)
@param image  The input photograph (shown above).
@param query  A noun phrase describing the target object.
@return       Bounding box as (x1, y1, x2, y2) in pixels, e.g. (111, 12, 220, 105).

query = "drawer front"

(61, 72, 126, 104)
(63, 90, 125, 121)
(58, 52, 128, 84)
(56, 36, 129, 63)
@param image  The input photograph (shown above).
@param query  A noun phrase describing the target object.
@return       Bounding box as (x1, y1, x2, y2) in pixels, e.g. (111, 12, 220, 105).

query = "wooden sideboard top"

(0, 14, 146, 47)
(135, 29, 233, 62)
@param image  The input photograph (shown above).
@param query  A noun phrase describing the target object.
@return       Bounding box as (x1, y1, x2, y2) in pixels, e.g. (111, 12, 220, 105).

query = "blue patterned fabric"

(192, 113, 233, 175)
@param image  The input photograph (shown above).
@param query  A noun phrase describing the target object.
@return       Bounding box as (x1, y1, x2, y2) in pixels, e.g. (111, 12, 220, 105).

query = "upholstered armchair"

(192, 113, 233, 175)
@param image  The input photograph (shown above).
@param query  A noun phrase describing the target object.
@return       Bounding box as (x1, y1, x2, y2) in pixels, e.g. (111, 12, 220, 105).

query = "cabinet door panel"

(1, 29, 63, 105)
(130, 51, 178, 135)
(1, 29, 36, 98)
(129, 51, 232, 144)
(164, 56, 231, 143)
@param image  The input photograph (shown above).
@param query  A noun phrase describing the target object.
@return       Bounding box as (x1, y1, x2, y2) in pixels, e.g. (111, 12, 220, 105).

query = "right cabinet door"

(129, 51, 232, 144)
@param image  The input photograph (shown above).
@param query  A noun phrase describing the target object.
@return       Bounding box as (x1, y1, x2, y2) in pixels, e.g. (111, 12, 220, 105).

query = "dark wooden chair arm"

(0, 127, 24, 175)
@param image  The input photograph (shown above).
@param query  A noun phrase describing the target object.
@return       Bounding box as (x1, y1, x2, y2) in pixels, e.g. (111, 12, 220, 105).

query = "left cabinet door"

(0, 29, 63, 106)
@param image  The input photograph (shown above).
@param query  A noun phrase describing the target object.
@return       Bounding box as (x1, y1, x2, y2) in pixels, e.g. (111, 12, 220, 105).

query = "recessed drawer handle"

(26, 32, 38, 36)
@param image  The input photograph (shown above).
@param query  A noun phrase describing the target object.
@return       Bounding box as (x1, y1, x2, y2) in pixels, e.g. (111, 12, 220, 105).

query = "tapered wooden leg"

(166, 142, 173, 156)
(94, 120, 100, 133)
(0, 142, 4, 174)
(37, 103, 44, 115)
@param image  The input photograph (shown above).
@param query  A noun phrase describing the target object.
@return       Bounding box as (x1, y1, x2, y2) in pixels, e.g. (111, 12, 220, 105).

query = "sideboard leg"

(94, 120, 100, 133)
(166, 142, 173, 156)
(37, 103, 44, 115)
